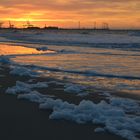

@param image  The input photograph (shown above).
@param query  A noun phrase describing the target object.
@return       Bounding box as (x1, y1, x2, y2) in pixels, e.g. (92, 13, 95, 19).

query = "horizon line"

(0, 27, 140, 30)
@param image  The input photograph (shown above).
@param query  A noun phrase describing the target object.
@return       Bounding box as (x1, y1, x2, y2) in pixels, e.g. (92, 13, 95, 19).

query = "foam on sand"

(10, 66, 39, 77)
(5, 80, 140, 140)
(64, 83, 88, 96)
(0, 56, 11, 64)
(17, 91, 53, 103)
(6, 81, 48, 95)
(40, 98, 140, 140)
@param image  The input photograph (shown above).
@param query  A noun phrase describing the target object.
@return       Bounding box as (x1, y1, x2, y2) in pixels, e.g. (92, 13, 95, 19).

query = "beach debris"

(36, 46, 48, 51)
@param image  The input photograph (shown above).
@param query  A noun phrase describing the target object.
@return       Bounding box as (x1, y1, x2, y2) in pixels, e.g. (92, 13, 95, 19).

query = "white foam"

(64, 83, 87, 96)
(110, 97, 140, 114)
(5, 79, 140, 140)
(10, 66, 38, 77)
(31, 82, 48, 88)
(47, 81, 64, 86)
(17, 91, 52, 103)
(39, 98, 140, 140)
(0, 56, 11, 64)
(40, 98, 75, 110)
(6, 81, 48, 95)
(6, 82, 31, 95)
(6, 80, 140, 140)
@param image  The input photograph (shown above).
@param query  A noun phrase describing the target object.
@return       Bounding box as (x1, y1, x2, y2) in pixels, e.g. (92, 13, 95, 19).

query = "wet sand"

(0, 63, 126, 140)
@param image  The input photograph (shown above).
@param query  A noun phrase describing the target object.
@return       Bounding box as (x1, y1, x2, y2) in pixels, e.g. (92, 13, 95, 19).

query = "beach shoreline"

(0, 63, 129, 140)
(0, 30, 140, 140)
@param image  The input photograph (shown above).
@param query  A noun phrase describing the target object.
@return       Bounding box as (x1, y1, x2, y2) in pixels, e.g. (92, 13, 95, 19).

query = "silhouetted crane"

(0, 22, 4, 28)
(23, 21, 34, 28)
(93, 22, 97, 30)
(102, 22, 109, 30)
(44, 24, 47, 28)
(78, 21, 81, 29)
(9, 21, 14, 28)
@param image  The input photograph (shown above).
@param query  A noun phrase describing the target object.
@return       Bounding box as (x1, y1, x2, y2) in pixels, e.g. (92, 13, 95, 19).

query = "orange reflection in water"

(0, 44, 55, 55)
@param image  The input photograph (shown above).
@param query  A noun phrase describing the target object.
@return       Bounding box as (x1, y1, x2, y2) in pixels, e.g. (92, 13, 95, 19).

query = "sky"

(0, 0, 140, 29)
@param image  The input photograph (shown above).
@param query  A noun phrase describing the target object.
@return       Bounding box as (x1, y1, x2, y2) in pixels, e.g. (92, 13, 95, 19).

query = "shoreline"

(0, 63, 128, 140)
(0, 36, 140, 140)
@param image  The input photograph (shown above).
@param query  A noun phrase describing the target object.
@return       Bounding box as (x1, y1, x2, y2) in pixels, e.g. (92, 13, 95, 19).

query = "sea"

(0, 29, 140, 97)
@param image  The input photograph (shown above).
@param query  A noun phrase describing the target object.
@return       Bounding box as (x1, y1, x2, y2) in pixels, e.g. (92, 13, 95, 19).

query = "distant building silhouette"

(44, 26, 59, 30)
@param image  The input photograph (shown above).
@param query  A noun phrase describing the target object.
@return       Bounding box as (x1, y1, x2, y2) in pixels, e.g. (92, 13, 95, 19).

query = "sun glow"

(0, 44, 55, 55)
(0, 0, 140, 29)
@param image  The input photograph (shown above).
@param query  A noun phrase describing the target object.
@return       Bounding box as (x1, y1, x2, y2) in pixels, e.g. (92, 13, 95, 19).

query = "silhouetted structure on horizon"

(102, 22, 109, 30)
(23, 21, 33, 28)
(78, 21, 81, 29)
(8, 21, 15, 29)
(2, 20, 140, 31)
(93, 22, 97, 30)
(44, 26, 59, 30)
(0, 22, 4, 28)
(23, 21, 40, 29)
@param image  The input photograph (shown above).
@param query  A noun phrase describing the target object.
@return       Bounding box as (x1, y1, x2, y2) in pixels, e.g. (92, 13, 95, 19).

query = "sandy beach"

(0, 63, 128, 140)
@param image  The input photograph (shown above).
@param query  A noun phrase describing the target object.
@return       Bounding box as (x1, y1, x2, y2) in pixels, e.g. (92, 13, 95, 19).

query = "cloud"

(0, 0, 139, 28)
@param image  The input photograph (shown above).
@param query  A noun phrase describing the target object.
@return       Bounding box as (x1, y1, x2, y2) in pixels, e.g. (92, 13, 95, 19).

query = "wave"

(1, 37, 140, 52)
(26, 64, 140, 80)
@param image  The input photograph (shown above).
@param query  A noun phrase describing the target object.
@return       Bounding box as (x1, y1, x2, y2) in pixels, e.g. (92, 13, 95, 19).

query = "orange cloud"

(0, 0, 140, 29)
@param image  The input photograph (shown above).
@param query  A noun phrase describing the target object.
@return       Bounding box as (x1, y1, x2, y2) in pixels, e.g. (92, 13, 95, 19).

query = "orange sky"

(0, 0, 140, 29)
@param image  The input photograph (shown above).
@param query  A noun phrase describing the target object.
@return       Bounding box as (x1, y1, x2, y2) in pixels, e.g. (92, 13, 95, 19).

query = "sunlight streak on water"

(0, 44, 55, 55)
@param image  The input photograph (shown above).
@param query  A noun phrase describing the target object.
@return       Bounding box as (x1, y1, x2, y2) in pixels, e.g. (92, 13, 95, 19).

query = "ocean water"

(0, 29, 140, 96)
(2, 43, 138, 96)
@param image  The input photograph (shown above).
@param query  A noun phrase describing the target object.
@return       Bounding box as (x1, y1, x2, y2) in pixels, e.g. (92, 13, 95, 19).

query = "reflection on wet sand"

(1, 43, 140, 97)
(12, 49, 140, 96)
(0, 44, 55, 55)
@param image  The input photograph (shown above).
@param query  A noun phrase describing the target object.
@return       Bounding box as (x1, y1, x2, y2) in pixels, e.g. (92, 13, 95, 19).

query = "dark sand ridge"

(0, 63, 127, 140)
